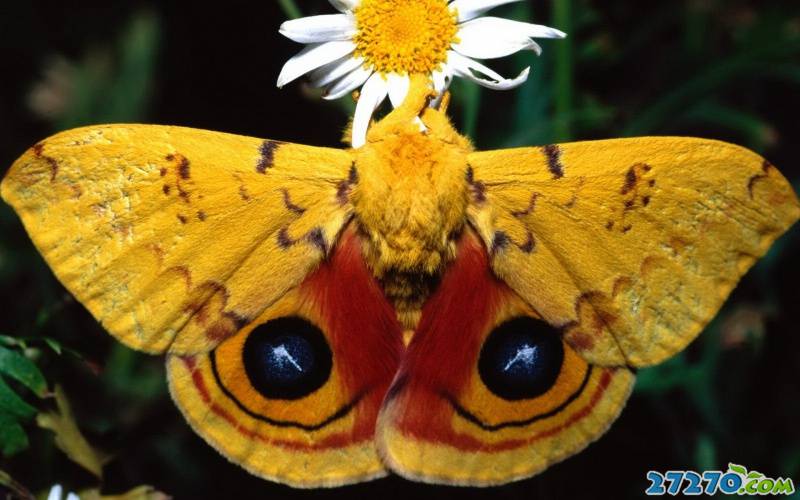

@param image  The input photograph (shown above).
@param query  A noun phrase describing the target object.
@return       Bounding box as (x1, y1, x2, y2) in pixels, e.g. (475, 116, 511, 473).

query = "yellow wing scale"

(467, 137, 800, 367)
(1, 125, 354, 355)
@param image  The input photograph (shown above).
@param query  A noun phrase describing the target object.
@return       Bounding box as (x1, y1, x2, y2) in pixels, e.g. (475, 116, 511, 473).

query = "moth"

(2, 77, 798, 487)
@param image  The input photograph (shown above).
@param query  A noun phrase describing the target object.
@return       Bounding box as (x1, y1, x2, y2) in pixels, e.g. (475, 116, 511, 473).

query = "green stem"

(0, 470, 34, 500)
(462, 82, 482, 140)
(277, 0, 302, 20)
(552, 0, 573, 142)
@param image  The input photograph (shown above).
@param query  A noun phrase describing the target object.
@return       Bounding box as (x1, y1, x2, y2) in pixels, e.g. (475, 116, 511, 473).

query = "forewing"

(466, 138, 799, 366)
(1, 125, 358, 354)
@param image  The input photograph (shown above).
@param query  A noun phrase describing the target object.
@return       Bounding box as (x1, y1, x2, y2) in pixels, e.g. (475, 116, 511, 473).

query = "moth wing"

(1, 125, 357, 354)
(376, 230, 635, 485)
(466, 137, 800, 366)
(168, 228, 404, 487)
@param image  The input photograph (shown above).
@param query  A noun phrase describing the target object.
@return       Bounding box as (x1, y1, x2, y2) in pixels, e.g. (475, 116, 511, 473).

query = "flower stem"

(277, 0, 302, 20)
(553, 0, 573, 142)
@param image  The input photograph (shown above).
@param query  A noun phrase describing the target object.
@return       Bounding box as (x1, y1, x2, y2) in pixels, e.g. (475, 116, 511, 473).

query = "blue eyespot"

(478, 317, 564, 400)
(242, 316, 332, 400)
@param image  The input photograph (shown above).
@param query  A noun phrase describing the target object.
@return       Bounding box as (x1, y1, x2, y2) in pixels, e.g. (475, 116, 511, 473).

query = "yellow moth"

(2, 75, 798, 487)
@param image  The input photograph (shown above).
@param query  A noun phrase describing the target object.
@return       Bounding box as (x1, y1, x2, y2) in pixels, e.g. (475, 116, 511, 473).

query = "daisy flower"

(276, 0, 566, 147)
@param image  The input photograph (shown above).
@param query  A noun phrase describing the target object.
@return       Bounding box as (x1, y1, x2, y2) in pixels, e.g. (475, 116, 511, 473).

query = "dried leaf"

(36, 385, 108, 478)
(78, 486, 171, 500)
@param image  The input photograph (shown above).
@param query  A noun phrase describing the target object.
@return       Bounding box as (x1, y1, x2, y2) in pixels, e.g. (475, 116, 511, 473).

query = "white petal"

(66, 494, 79, 500)
(448, 51, 530, 90)
(449, 0, 523, 23)
(277, 41, 356, 88)
(387, 73, 411, 108)
(461, 17, 566, 39)
(454, 20, 543, 59)
(323, 66, 372, 100)
(47, 486, 63, 500)
(310, 55, 365, 87)
(279, 14, 356, 44)
(430, 68, 453, 108)
(329, 0, 360, 12)
(352, 73, 389, 148)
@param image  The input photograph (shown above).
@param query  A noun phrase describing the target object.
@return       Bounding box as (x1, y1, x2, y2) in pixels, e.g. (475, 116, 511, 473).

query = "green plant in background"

(0, 337, 48, 456)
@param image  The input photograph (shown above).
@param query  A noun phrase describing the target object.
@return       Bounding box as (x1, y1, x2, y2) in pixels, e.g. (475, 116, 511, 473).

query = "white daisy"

(276, 0, 566, 147)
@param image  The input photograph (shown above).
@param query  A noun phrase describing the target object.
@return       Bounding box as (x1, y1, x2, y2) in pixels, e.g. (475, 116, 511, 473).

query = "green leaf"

(277, 0, 302, 20)
(42, 338, 62, 355)
(0, 335, 23, 348)
(0, 377, 37, 419)
(37, 385, 109, 478)
(728, 463, 748, 475)
(0, 345, 47, 397)
(0, 412, 29, 456)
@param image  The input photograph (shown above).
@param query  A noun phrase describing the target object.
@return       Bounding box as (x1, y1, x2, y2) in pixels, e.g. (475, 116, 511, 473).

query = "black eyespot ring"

(478, 317, 564, 401)
(242, 316, 332, 400)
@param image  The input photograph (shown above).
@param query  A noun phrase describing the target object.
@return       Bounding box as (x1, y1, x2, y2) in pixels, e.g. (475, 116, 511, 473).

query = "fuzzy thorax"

(352, 77, 472, 326)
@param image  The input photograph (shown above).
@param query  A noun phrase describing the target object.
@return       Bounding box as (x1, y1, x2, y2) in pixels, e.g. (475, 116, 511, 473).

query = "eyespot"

(242, 316, 332, 400)
(478, 317, 564, 401)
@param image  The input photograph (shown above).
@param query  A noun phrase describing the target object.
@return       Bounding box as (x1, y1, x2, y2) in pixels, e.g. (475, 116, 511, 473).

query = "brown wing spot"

(166, 154, 193, 202)
(747, 160, 774, 199)
(622, 225, 632, 233)
(281, 188, 306, 214)
(466, 166, 487, 204)
(642, 196, 651, 206)
(167, 265, 193, 289)
(32, 142, 60, 182)
(178, 157, 191, 180)
(542, 144, 564, 179)
(491, 231, 509, 253)
(197, 210, 207, 221)
(177, 214, 188, 224)
(336, 163, 359, 205)
(606, 221, 615, 231)
(277, 226, 329, 254)
(162, 185, 171, 195)
(183, 282, 247, 343)
(511, 193, 539, 218)
(277, 227, 293, 249)
(307, 228, 329, 254)
(256, 140, 282, 173)
(518, 232, 536, 253)
(348, 163, 359, 184)
(621, 167, 637, 195)
(160, 167, 168, 177)
(563, 290, 621, 355)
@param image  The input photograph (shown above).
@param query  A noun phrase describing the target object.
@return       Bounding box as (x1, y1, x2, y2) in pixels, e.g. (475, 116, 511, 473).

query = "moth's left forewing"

(467, 138, 800, 367)
(1, 125, 356, 355)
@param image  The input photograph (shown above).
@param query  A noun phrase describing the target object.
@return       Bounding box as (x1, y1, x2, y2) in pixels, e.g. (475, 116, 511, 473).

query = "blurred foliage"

(0, 0, 799, 499)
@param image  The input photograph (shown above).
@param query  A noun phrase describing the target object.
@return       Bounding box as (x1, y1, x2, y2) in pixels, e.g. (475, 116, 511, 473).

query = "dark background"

(1, 1, 798, 498)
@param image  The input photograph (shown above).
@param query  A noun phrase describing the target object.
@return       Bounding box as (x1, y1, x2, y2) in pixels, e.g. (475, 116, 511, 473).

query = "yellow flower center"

(353, 0, 458, 75)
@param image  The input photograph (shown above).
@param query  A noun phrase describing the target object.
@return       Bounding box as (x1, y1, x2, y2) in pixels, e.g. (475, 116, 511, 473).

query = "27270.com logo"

(645, 463, 795, 496)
